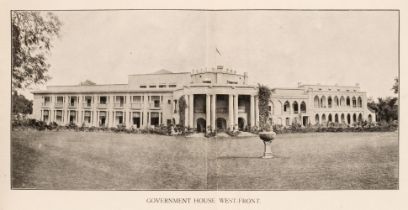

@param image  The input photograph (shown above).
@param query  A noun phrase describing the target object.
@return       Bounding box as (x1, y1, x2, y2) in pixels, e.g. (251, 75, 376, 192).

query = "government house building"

(32, 66, 376, 131)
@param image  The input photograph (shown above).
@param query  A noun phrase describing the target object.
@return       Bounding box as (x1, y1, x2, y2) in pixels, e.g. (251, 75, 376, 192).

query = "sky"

(24, 10, 399, 99)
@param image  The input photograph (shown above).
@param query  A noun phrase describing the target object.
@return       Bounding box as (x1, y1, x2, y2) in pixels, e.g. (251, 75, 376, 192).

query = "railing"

(194, 108, 205, 113)
(68, 103, 77, 109)
(98, 103, 108, 109)
(216, 107, 228, 113)
(149, 102, 161, 109)
(83, 102, 92, 109)
(54, 102, 64, 108)
(114, 102, 124, 108)
(238, 106, 246, 113)
(41, 102, 52, 107)
(131, 102, 143, 109)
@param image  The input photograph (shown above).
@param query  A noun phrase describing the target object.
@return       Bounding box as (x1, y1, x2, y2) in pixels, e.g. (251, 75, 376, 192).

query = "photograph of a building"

(32, 66, 376, 131)
(10, 10, 398, 191)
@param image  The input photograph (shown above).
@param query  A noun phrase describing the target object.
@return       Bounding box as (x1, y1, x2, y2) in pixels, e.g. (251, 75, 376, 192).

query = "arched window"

(300, 101, 306, 113)
(341, 113, 345, 123)
(358, 113, 363, 122)
(335, 114, 339, 123)
(322, 114, 326, 123)
(315, 114, 320, 125)
(357, 97, 362, 108)
(346, 96, 351, 106)
(328, 114, 332, 122)
(283, 101, 290, 113)
(328, 96, 332, 108)
(340, 96, 345, 107)
(334, 96, 339, 107)
(352, 96, 357, 108)
(314, 96, 320, 108)
(347, 114, 351, 124)
(368, 114, 372, 122)
(321, 96, 327, 108)
(293, 101, 299, 114)
(353, 113, 357, 122)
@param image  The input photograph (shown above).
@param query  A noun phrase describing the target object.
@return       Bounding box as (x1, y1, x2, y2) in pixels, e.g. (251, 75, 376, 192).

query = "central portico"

(174, 84, 259, 132)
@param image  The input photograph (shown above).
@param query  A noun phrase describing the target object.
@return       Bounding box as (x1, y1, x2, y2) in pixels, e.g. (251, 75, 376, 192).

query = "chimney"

(217, 65, 223, 71)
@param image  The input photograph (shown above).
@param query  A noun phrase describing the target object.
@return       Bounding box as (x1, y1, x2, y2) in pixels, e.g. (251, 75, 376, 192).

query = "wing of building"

(32, 66, 376, 130)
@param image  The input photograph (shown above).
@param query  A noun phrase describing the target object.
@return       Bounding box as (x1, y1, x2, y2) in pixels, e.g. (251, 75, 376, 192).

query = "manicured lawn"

(11, 130, 398, 190)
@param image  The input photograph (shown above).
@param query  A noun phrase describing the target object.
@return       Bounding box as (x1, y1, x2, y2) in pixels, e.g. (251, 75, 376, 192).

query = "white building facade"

(32, 66, 376, 130)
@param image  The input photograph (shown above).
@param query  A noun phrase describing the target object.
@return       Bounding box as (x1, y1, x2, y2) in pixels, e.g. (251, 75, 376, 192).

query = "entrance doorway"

(238, 117, 245, 131)
(196, 118, 206, 132)
(302, 116, 308, 126)
(216, 118, 227, 131)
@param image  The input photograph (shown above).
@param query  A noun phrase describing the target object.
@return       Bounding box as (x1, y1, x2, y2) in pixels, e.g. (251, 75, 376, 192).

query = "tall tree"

(11, 91, 33, 115)
(12, 11, 62, 91)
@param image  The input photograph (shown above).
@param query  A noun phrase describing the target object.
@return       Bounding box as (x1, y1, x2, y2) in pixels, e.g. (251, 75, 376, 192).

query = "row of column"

(40, 108, 163, 129)
(183, 94, 258, 130)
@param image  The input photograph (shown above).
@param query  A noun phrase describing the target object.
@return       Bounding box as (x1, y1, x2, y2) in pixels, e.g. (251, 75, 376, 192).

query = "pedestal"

(262, 140, 273, 158)
(259, 131, 276, 159)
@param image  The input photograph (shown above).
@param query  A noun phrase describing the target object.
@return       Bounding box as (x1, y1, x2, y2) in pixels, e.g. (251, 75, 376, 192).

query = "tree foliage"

(12, 11, 62, 91)
(258, 84, 272, 130)
(79, 80, 96, 86)
(12, 91, 33, 115)
(367, 97, 398, 122)
(392, 77, 399, 94)
(178, 96, 186, 126)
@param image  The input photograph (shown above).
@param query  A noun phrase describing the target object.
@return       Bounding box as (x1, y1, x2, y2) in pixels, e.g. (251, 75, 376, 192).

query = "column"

(185, 95, 189, 127)
(255, 96, 259, 127)
(189, 94, 194, 128)
(234, 94, 238, 129)
(250, 95, 255, 127)
(142, 94, 148, 128)
(125, 110, 130, 128)
(206, 94, 211, 130)
(228, 94, 234, 130)
(211, 94, 216, 130)
(139, 112, 142, 128)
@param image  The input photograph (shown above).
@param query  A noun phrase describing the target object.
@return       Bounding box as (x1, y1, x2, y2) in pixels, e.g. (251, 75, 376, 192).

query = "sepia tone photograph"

(10, 9, 399, 190)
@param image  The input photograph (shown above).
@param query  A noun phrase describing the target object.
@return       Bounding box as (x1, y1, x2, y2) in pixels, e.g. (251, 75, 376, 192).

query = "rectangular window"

(84, 96, 92, 107)
(169, 84, 177, 88)
(151, 96, 160, 108)
(140, 85, 147, 88)
(132, 96, 142, 103)
(84, 111, 92, 124)
(70, 96, 78, 106)
(99, 111, 107, 126)
(132, 112, 141, 128)
(56, 110, 63, 122)
(115, 111, 123, 125)
(159, 84, 166, 88)
(150, 112, 160, 126)
(69, 111, 76, 123)
(43, 96, 51, 106)
(56, 96, 64, 103)
(99, 96, 107, 104)
(43, 110, 49, 122)
(149, 85, 156, 88)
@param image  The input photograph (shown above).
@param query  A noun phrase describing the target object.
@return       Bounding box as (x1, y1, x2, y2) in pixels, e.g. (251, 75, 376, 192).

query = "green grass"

(11, 130, 398, 190)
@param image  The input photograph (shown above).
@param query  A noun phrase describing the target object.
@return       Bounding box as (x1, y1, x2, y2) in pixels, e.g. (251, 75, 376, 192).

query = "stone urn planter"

(259, 131, 276, 158)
